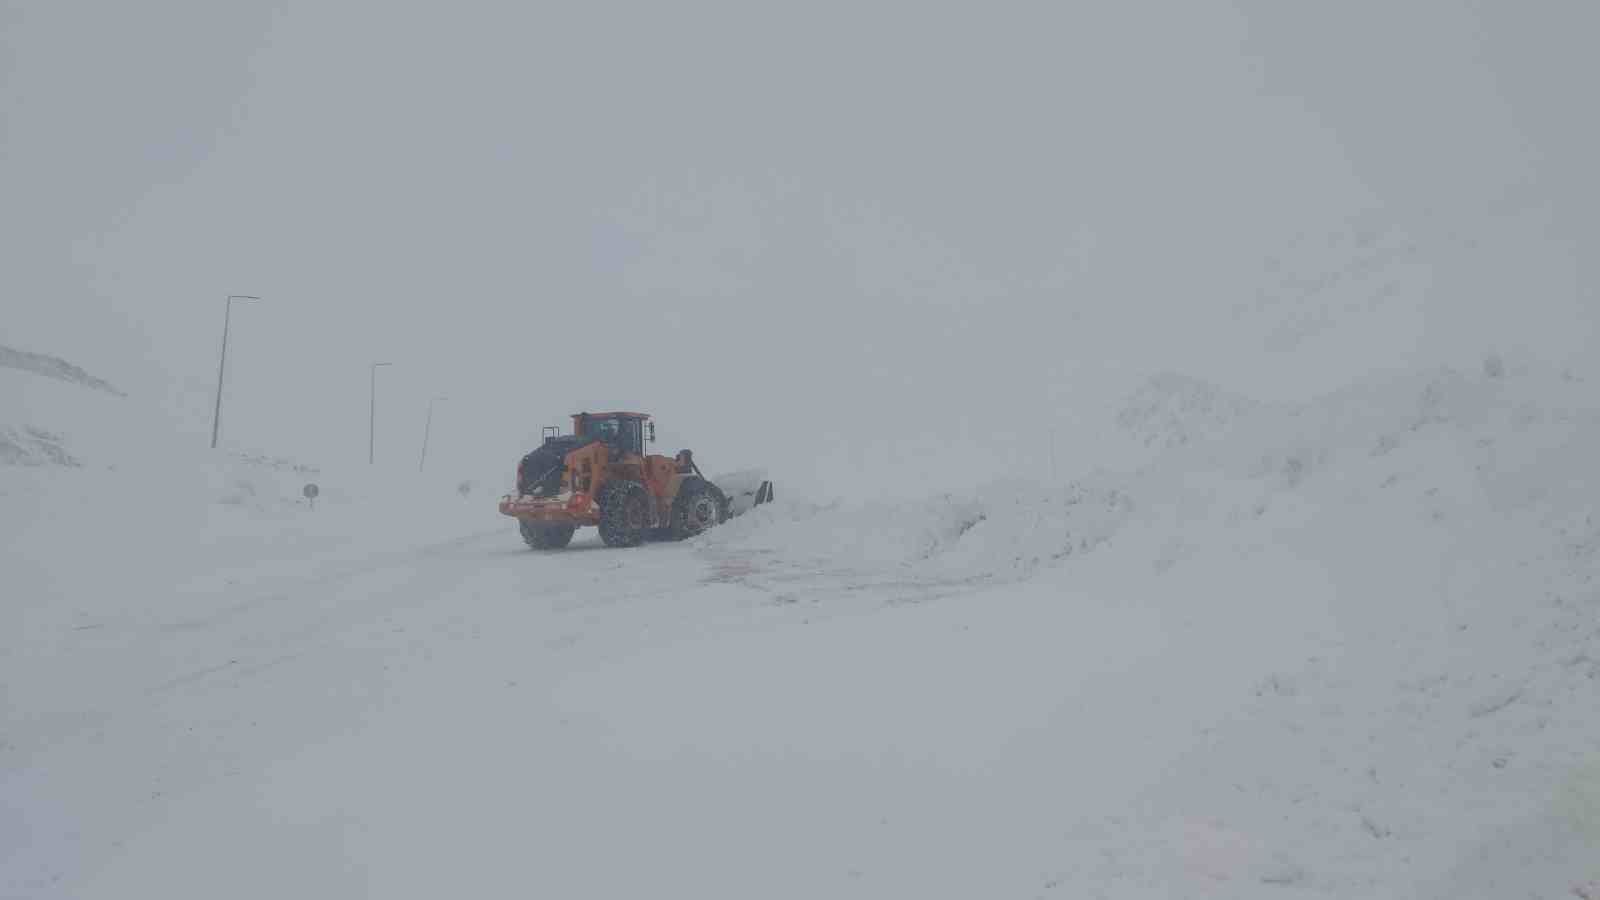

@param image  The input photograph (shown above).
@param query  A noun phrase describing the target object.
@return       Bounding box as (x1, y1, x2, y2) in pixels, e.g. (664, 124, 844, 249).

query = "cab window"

(581, 417, 641, 455)
(584, 418, 620, 441)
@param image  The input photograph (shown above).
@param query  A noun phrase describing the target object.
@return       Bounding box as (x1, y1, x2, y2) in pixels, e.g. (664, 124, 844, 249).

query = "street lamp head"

(228, 294, 261, 302)
(372, 362, 393, 368)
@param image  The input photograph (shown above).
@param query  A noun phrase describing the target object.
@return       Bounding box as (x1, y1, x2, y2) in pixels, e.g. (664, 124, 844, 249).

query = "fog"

(13, 6, 1600, 894)
(4, 0, 1595, 496)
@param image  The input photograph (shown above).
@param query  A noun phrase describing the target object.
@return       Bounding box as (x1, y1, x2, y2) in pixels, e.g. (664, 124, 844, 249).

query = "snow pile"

(704, 472, 1134, 587)
(1235, 216, 1433, 355)
(1060, 359, 1600, 894)
(0, 425, 80, 467)
(1115, 371, 1259, 451)
(678, 356, 1600, 893)
(708, 356, 1599, 609)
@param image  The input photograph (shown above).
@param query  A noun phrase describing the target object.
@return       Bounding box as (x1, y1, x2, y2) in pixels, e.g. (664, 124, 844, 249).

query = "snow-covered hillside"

(0, 346, 125, 398)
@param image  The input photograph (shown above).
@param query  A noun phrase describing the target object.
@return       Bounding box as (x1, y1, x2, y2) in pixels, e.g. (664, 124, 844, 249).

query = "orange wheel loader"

(498, 411, 773, 549)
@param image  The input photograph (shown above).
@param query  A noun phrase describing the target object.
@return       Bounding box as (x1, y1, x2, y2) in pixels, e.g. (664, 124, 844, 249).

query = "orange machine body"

(498, 412, 690, 528)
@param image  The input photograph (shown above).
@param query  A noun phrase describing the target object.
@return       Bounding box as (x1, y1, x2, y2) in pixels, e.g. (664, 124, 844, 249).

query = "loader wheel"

(598, 480, 651, 548)
(670, 479, 724, 540)
(520, 521, 576, 550)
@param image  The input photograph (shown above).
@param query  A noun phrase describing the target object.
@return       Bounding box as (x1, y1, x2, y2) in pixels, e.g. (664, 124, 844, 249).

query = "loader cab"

(573, 411, 651, 458)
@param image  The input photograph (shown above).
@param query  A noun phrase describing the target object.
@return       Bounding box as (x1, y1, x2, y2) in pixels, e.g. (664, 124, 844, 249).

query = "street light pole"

(1049, 427, 1056, 484)
(210, 294, 260, 449)
(419, 395, 445, 472)
(369, 362, 392, 464)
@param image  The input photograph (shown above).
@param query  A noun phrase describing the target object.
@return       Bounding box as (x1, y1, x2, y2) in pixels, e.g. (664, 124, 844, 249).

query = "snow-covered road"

(4, 513, 1311, 899)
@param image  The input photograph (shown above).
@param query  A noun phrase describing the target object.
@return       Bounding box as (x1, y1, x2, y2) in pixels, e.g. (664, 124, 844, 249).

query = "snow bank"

(1115, 371, 1258, 451)
(679, 356, 1600, 893)
(704, 473, 1133, 586)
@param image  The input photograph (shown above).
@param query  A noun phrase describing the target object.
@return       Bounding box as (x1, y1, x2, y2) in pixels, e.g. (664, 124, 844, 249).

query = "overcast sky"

(3, 0, 1595, 494)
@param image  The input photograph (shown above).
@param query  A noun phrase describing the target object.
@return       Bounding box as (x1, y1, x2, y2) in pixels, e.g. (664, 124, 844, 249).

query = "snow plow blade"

(715, 470, 774, 519)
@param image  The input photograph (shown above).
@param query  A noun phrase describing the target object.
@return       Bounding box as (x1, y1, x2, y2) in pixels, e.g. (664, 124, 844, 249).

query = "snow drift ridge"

(0, 345, 125, 396)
